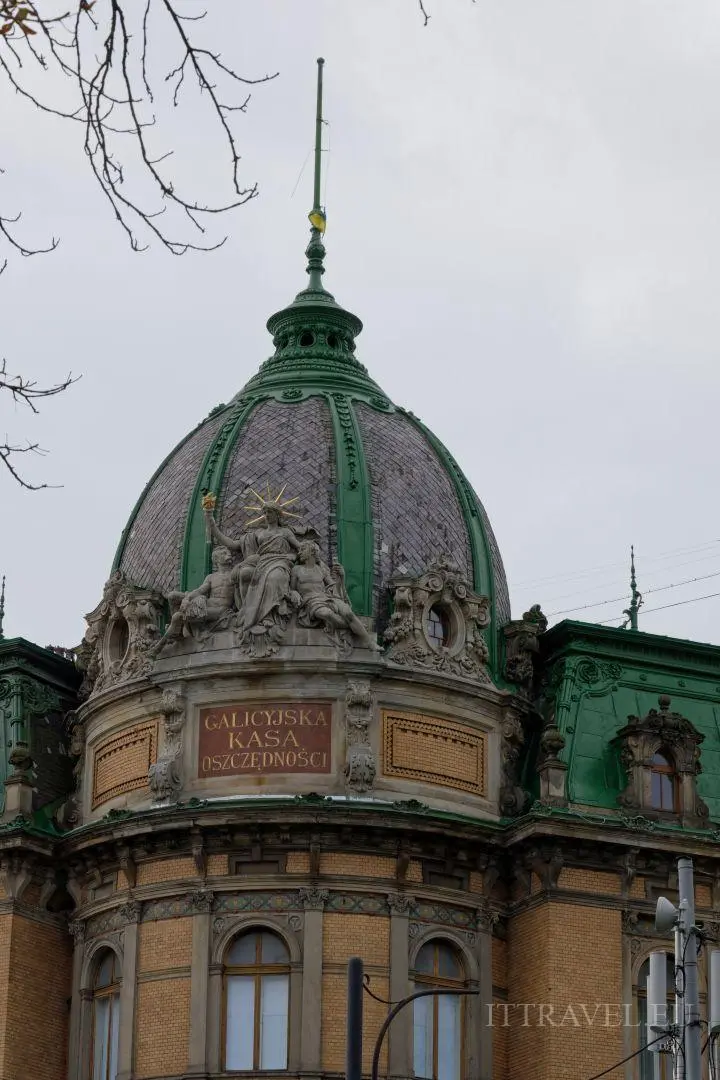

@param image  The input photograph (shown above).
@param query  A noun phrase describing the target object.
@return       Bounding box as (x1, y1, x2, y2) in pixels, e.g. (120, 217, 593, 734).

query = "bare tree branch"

(0, 359, 78, 487)
(0, 0, 278, 259)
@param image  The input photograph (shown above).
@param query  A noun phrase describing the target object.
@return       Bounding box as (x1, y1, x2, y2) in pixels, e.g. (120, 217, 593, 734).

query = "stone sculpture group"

(152, 491, 380, 659)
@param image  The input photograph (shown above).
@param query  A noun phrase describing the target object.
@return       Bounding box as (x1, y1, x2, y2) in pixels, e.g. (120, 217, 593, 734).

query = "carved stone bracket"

(499, 706, 529, 817)
(187, 889, 214, 914)
(69, 919, 87, 945)
(386, 892, 413, 915)
(148, 687, 186, 805)
(503, 605, 547, 694)
(118, 901, 142, 926)
(298, 886, 329, 911)
(383, 555, 492, 683)
(344, 681, 376, 795)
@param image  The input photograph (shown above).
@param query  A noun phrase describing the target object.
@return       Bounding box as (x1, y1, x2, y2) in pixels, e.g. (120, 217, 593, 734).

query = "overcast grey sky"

(2, 0, 720, 649)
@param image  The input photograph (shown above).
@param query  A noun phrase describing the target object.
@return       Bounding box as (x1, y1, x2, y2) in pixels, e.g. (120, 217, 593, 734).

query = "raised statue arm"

(202, 492, 244, 553)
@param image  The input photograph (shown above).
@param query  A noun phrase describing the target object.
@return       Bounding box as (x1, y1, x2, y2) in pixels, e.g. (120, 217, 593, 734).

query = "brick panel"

(558, 869, 619, 896)
(138, 918, 193, 974)
(320, 853, 396, 879)
(136, 857, 198, 886)
(322, 913, 390, 968)
(321, 972, 388, 1074)
(135, 977, 191, 1078)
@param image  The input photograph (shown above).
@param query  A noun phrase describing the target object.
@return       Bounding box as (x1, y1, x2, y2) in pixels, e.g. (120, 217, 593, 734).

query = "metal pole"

(678, 858, 702, 1080)
(346, 957, 364, 1080)
(313, 58, 325, 214)
(674, 922, 684, 1080)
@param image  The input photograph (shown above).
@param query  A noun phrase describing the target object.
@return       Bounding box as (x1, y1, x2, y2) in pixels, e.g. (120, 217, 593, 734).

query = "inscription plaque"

(199, 702, 332, 777)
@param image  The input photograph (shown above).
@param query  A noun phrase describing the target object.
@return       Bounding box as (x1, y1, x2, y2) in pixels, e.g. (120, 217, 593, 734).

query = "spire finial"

(622, 545, 643, 631)
(0, 575, 5, 640)
(305, 57, 327, 293)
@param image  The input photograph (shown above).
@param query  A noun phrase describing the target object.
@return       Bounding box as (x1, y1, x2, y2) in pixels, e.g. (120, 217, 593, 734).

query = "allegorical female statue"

(203, 488, 310, 636)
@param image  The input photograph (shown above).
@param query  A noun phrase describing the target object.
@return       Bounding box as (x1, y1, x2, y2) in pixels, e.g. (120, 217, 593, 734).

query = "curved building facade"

(0, 79, 719, 1080)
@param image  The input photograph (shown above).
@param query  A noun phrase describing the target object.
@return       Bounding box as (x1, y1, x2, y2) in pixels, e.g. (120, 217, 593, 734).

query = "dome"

(112, 224, 510, 668)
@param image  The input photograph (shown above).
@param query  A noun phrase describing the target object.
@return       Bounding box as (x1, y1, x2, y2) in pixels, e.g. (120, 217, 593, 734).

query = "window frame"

(89, 948, 122, 1080)
(649, 751, 679, 813)
(412, 939, 467, 1080)
(221, 928, 291, 1073)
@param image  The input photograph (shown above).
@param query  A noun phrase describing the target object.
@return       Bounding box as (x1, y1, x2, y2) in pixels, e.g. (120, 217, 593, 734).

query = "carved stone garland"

(383, 555, 491, 682)
(344, 681, 376, 795)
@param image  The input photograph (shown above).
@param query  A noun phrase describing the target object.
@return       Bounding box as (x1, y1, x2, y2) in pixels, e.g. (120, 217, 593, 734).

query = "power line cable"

(540, 551, 720, 607)
(548, 569, 720, 618)
(598, 589, 720, 626)
(515, 539, 720, 590)
(581, 1032, 675, 1080)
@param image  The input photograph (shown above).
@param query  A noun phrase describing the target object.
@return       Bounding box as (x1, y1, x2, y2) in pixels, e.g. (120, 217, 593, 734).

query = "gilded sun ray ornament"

(244, 484, 301, 526)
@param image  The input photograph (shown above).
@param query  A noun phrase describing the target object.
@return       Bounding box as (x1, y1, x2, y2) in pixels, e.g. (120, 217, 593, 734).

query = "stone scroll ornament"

(151, 485, 381, 660)
(383, 555, 492, 682)
(76, 572, 165, 699)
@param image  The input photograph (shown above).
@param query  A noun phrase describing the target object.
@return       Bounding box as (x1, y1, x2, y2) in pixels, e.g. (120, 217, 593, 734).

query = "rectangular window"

(260, 974, 289, 1069)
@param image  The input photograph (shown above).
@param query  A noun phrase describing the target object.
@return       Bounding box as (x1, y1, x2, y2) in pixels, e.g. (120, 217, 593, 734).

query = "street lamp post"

(345, 957, 479, 1080)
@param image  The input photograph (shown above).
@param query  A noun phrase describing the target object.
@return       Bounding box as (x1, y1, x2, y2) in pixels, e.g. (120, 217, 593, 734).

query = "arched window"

(650, 752, 677, 812)
(413, 940, 466, 1080)
(91, 950, 121, 1080)
(223, 929, 290, 1071)
(637, 954, 675, 1080)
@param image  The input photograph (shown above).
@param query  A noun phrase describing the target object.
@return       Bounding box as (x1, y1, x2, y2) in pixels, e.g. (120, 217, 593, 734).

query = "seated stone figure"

(151, 547, 236, 656)
(291, 541, 380, 651)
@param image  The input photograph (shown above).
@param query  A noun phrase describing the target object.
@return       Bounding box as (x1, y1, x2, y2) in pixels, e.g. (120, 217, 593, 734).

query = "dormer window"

(612, 696, 707, 827)
(650, 751, 677, 812)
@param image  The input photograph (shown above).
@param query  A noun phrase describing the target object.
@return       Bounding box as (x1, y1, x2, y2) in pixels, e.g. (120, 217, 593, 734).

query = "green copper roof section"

(181, 395, 262, 590)
(538, 620, 720, 820)
(329, 395, 374, 615)
(401, 410, 498, 672)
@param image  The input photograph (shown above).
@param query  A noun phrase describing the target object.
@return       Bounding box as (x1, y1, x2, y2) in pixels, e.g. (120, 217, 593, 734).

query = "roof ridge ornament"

(622, 544, 643, 631)
(0, 574, 5, 639)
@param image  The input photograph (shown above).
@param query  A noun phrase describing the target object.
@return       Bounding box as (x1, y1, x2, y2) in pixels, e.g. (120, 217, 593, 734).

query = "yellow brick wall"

(321, 914, 390, 1072)
(320, 853, 396, 879)
(321, 972, 389, 1073)
(508, 902, 624, 1080)
(405, 859, 423, 884)
(0, 915, 72, 1080)
(469, 870, 484, 894)
(135, 977, 191, 1078)
(286, 852, 310, 873)
(207, 854, 228, 875)
(630, 877, 646, 899)
(697, 885, 711, 907)
(138, 918, 193, 974)
(493, 937, 507, 989)
(559, 869, 619, 895)
(136, 857, 198, 886)
(323, 913, 390, 967)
